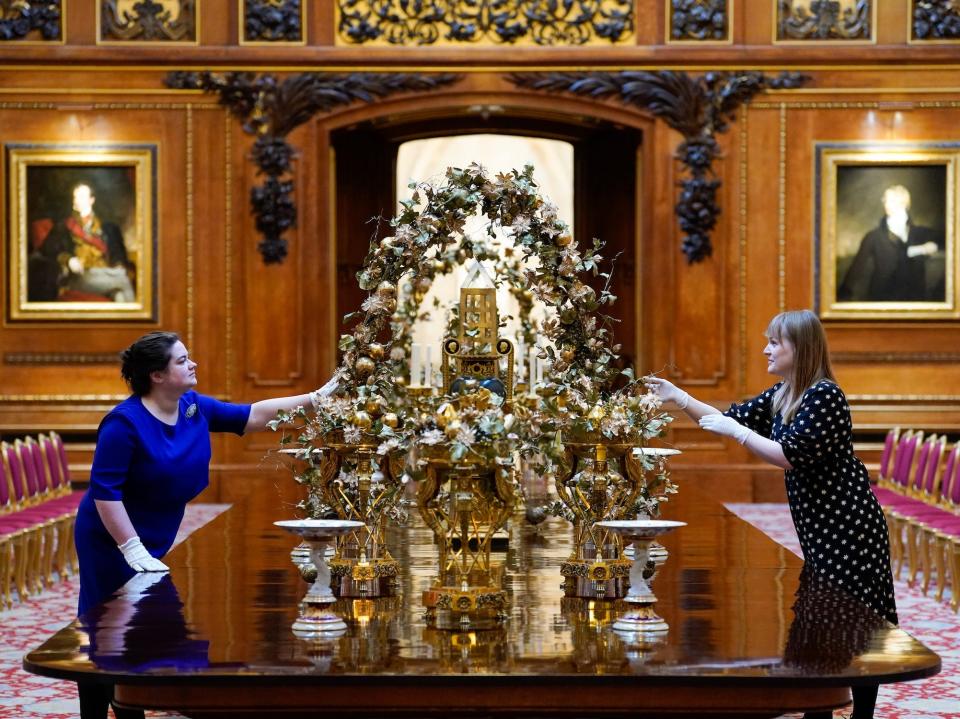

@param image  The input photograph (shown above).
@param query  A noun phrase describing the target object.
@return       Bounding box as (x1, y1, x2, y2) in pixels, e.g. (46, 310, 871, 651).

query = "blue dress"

(75, 391, 250, 616)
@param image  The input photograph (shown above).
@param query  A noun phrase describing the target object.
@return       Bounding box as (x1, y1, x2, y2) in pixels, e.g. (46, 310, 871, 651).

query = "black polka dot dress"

(725, 380, 898, 625)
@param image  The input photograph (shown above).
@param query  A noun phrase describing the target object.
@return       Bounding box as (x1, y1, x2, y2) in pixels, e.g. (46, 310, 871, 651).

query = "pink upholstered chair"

(877, 427, 900, 486)
(892, 430, 922, 493)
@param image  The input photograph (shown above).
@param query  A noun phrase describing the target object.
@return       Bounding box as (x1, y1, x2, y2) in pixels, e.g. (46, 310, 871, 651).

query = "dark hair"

(120, 331, 180, 396)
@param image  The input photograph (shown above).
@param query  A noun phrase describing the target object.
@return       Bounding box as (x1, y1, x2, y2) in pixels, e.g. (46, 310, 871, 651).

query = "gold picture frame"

(815, 143, 960, 320)
(6, 144, 157, 322)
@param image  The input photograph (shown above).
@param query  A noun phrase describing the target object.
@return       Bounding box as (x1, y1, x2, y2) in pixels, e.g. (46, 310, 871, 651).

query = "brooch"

(185, 403, 198, 418)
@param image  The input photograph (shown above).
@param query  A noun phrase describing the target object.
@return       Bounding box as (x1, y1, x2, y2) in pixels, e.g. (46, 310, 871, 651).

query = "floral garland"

(275, 163, 671, 496)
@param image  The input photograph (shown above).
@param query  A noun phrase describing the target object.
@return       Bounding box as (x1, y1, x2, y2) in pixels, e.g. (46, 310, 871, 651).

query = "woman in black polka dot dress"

(646, 309, 896, 719)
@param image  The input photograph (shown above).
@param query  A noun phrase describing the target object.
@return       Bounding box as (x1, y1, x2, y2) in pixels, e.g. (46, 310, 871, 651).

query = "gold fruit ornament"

(587, 403, 606, 422)
(556, 235, 573, 247)
(354, 356, 376, 379)
(444, 419, 462, 439)
(376, 281, 397, 298)
(367, 343, 385, 361)
(561, 347, 576, 363)
(435, 402, 457, 428)
(382, 413, 399, 429)
(365, 397, 385, 417)
(352, 411, 372, 430)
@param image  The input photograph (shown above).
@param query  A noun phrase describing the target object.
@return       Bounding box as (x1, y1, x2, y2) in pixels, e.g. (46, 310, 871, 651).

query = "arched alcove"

(328, 104, 647, 368)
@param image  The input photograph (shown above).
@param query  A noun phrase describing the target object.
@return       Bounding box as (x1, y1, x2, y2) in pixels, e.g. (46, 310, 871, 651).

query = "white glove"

(699, 414, 753, 445)
(118, 536, 169, 572)
(309, 376, 339, 410)
(643, 376, 690, 409)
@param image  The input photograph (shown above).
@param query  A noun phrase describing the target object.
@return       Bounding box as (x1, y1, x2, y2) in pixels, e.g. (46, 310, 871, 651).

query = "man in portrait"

(28, 182, 136, 303)
(837, 184, 945, 303)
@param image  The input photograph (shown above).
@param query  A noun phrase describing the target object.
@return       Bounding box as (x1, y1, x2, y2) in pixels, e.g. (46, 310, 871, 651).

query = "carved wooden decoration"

(509, 70, 809, 263)
(669, 0, 729, 41)
(165, 72, 461, 264)
(776, 0, 871, 40)
(243, 0, 303, 43)
(0, 0, 61, 40)
(337, 0, 635, 46)
(100, 0, 196, 42)
(912, 0, 960, 40)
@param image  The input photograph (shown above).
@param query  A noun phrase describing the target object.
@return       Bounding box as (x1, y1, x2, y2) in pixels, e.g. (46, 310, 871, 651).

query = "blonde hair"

(766, 310, 836, 423)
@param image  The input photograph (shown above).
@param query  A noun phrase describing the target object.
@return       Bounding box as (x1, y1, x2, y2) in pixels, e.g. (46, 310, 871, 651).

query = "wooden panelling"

(1, 21, 960, 501)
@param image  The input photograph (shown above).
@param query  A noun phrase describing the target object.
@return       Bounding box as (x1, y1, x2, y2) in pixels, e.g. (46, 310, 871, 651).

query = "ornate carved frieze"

(509, 71, 809, 263)
(0, 0, 61, 41)
(776, 0, 871, 41)
(244, 0, 303, 43)
(337, 0, 634, 46)
(165, 72, 461, 264)
(669, 0, 729, 41)
(100, 0, 196, 42)
(912, 0, 960, 40)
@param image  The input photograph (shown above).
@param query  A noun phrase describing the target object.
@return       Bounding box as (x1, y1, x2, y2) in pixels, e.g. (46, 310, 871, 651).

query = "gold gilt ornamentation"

(336, 0, 635, 46)
(0, 0, 61, 41)
(100, 0, 196, 42)
(776, 0, 872, 41)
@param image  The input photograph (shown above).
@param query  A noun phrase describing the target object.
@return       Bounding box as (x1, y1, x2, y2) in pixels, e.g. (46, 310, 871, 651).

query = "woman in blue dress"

(75, 330, 336, 719)
(645, 309, 895, 719)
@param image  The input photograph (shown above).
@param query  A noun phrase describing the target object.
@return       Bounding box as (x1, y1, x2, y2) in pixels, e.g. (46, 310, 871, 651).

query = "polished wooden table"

(24, 480, 940, 718)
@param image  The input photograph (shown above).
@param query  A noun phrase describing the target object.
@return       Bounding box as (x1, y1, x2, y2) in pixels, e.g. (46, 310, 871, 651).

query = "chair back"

(38, 434, 64, 495)
(12, 440, 40, 503)
(23, 437, 51, 497)
(878, 427, 900, 483)
(922, 435, 947, 498)
(0, 448, 12, 512)
(941, 442, 959, 507)
(911, 434, 935, 494)
(891, 430, 912, 488)
(947, 442, 960, 508)
(2, 441, 27, 505)
(49, 431, 71, 489)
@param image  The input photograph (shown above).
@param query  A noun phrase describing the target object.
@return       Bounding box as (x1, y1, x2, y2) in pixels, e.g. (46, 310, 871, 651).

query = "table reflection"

(26, 482, 938, 695)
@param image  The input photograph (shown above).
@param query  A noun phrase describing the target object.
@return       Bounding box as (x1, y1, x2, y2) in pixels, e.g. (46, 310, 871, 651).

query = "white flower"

(390, 346, 406, 361)
(377, 438, 401, 455)
(639, 392, 663, 413)
(457, 425, 476, 447)
(361, 294, 390, 314)
(343, 426, 362, 444)
(420, 428, 446, 446)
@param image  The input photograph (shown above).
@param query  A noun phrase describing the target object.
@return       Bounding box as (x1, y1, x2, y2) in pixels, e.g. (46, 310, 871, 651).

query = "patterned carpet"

(726, 503, 960, 719)
(1, 503, 957, 719)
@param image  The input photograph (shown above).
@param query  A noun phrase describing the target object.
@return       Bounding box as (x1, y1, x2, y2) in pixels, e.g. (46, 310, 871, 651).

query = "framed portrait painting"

(815, 142, 960, 320)
(6, 143, 157, 321)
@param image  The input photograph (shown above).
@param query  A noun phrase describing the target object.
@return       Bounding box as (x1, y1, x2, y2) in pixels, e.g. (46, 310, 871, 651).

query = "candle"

(410, 344, 422, 387)
(424, 345, 433, 388)
(516, 336, 525, 384)
(536, 346, 544, 384)
(528, 347, 537, 395)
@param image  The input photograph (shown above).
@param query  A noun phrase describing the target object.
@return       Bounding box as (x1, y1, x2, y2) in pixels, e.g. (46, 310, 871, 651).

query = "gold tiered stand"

(557, 440, 655, 599)
(419, 284, 518, 629)
(311, 430, 403, 597)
